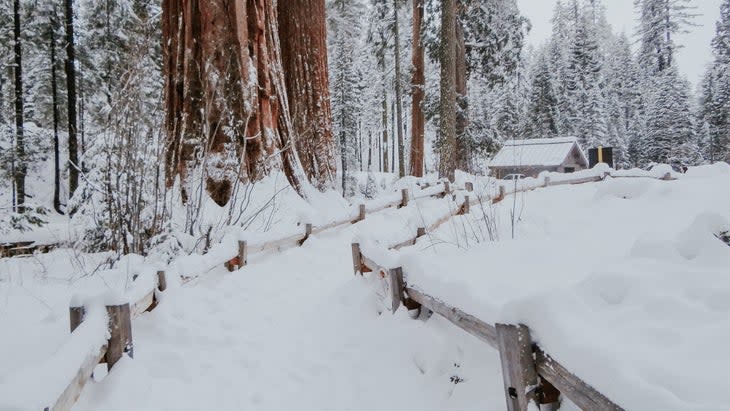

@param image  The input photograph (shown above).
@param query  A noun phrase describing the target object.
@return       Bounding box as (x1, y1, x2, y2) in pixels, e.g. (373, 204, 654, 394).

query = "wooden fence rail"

(352, 247, 625, 411)
(347, 170, 678, 410)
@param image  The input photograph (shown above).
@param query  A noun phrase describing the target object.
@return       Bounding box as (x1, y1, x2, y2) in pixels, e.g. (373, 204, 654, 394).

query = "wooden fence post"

(105, 303, 133, 370)
(157, 270, 167, 292)
(238, 240, 248, 268)
(465, 182, 474, 192)
(299, 223, 313, 245)
(496, 324, 540, 411)
(544, 176, 551, 188)
(69, 305, 85, 332)
(494, 185, 506, 203)
(459, 196, 470, 215)
(351, 243, 362, 275)
(444, 181, 451, 194)
(388, 267, 405, 312)
(400, 189, 409, 208)
(147, 270, 168, 312)
(355, 204, 366, 222)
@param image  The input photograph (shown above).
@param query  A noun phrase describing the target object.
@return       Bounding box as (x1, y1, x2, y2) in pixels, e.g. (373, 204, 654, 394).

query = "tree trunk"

(410, 0, 425, 177)
(439, 0, 457, 180)
(379, 51, 389, 173)
(50, 13, 63, 214)
(392, 0, 405, 177)
(162, 0, 307, 206)
(278, 0, 337, 191)
(13, 0, 26, 212)
(64, 0, 79, 199)
(455, 20, 469, 173)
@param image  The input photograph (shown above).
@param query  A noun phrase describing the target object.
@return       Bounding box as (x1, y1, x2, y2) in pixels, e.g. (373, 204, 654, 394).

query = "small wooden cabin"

(489, 137, 588, 179)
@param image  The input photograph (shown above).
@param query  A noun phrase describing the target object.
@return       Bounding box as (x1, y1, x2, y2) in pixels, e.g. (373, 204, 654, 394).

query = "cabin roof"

(489, 137, 587, 168)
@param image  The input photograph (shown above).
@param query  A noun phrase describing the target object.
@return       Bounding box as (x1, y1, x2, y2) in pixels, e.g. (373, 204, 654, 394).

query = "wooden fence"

(37, 180, 460, 411)
(0, 240, 58, 257)
(349, 170, 677, 411)
(18, 169, 676, 410)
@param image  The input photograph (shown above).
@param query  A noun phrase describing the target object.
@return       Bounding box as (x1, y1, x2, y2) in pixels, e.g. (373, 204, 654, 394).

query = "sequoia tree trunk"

(162, 0, 307, 205)
(410, 0, 425, 177)
(278, 0, 337, 190)
(438, 0, 457, 180)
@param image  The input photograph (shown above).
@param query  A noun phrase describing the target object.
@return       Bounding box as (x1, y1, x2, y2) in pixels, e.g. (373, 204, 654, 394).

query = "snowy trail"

(74, 200, 507, 411)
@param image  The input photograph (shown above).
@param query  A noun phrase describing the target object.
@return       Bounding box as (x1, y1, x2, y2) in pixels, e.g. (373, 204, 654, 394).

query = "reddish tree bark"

(162, 0, 306, 205)
(278, 0, 336, 191)
(410, 0, 425, 177)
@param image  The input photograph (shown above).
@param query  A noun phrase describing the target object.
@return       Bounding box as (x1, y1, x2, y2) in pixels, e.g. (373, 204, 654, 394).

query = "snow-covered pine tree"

(604, 33, 641, 168)
(643, 65, 695, 166)
(525, 50, 560, 138)
(329, 0, 365, 195)
(635, 0, 696, 75)
(635, 0, 697, 166)
(565, 13, 607, 148)
(699, 0, 730, 163)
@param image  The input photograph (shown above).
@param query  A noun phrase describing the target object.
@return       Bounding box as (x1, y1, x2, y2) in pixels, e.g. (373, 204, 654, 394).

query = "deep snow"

(2, 164, 728, 410)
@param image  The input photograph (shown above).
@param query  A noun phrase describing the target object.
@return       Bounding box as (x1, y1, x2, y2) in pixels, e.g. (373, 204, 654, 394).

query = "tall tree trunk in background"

(379, 51, 389, 173)
(454, 21, 469, 173)
(50, 13, 63, 214)
(410, 0, 425, 177)
(392, 0, 405, 178)
(64, 0, 79, 199)
(162, 0, 306, 206)
(278, 0, 337, 191)
(13, 0, 26, 212)
(439, 0, 457, 180)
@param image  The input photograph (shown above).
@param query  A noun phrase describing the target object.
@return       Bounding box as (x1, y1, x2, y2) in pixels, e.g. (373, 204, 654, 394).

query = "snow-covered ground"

(2, 164, 728, 410)
(398, 162, 730, 411)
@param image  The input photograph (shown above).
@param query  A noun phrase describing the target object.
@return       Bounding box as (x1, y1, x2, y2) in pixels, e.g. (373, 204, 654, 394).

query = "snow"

(0, 302, 108, 410)
(489, 137, 587, 167)
(2, 164, 728, 410)
(394, 164, 730, 411)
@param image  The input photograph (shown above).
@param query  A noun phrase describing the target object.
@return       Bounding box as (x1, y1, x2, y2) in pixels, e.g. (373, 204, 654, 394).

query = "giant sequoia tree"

(164, 0, 327, 205)
(278, 0, 337, 190)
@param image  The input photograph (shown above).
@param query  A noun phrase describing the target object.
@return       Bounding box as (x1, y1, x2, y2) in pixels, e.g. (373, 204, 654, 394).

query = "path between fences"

(7, 169, 675, 411)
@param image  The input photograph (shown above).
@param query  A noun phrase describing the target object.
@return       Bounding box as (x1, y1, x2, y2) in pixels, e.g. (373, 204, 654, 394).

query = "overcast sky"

(516, 0, 723, 88)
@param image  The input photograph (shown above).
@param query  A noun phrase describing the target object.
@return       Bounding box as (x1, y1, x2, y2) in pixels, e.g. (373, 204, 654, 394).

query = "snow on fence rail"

(16, 180, 458, 411)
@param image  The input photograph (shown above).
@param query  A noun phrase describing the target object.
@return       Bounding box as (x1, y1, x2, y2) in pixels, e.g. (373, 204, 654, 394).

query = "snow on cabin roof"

(489, 137, 586, 168)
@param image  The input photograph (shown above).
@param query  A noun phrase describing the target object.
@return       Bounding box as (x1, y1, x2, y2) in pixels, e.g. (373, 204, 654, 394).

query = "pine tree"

(565, 14, 607, 148)
(604, 33, 641, 168)
(644, 66, 695, 165)
(329, 0, 364, 195)
(635, 0, 696, 75)
(700, 0, 730, 163)
(525, 51, 560, 138)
